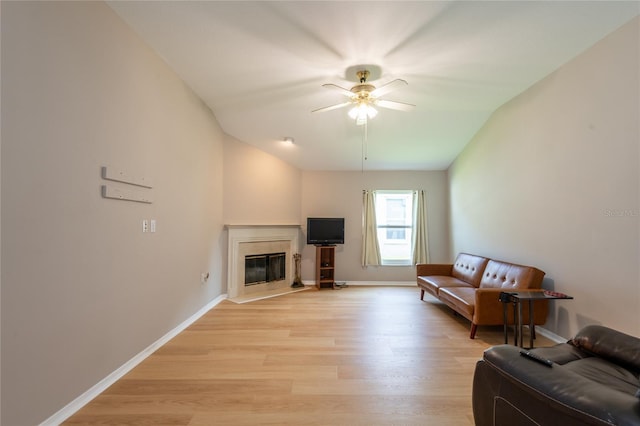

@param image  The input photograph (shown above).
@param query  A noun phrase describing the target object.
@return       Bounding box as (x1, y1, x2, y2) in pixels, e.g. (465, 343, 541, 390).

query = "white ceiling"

(108, 1, 639, 171)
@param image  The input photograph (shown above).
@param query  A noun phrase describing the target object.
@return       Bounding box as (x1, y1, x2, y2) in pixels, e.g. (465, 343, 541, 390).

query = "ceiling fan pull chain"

(361, 121, 369, 172)
(365, 122, 368, 160)
(364, 122, 368, 161)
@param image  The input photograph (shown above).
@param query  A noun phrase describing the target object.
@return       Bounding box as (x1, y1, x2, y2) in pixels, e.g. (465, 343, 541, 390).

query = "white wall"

(448, 17, 640, 339)
(300, 170, 450, 283)
(1, 2, 225, 424)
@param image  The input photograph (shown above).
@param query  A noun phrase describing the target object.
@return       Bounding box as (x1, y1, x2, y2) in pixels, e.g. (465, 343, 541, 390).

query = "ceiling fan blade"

(369, 79, 408, 98)
(322, 83, 356, 98)
(312, 101, 353, 113)
(376, 99, 415, 111)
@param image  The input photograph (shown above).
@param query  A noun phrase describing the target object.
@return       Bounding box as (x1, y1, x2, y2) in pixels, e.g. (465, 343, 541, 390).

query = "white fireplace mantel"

(226, 225, 301, 299)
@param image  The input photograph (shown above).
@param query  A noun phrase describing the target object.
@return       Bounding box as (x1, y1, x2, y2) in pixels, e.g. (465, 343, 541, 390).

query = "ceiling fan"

(312, 69, 415, 125)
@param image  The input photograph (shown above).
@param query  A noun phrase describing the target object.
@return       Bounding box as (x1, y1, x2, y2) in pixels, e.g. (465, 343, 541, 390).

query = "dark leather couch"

(473, 325, 640, 425)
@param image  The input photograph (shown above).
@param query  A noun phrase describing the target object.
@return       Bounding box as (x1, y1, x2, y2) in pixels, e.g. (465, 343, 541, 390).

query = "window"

(362, 189, 429, 267)
(375, 191, 414, 265)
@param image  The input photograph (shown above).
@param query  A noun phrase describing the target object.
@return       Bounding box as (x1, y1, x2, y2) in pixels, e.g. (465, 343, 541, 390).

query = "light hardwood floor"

(64, 286, 554, 425)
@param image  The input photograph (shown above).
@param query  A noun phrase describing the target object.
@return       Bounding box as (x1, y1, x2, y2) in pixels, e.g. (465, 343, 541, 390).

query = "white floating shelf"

(101, 185, 153, 204)
(101, 166, 152, 188)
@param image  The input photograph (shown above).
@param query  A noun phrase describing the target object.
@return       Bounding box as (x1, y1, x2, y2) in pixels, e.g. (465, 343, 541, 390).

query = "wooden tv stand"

(315, 245, 335, 289)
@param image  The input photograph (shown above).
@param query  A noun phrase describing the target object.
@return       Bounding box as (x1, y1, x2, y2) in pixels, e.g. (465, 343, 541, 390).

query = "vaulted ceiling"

(108, 1, 639, 171)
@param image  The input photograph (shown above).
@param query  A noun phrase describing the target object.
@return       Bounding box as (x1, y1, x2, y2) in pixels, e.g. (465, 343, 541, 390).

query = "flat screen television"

(306, 217, 345, 245)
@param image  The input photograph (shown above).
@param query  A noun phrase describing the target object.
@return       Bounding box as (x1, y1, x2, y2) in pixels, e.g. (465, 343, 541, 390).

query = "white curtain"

(412, 190, 430, 265)
(362, 190, 381, 266)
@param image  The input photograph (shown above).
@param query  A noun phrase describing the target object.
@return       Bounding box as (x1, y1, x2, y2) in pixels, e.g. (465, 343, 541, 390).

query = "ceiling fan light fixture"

(313, 67, 413, 126)
(349, 103, 377, 125)
(347, 105, 360, 119)
(367, 106, 378, 119)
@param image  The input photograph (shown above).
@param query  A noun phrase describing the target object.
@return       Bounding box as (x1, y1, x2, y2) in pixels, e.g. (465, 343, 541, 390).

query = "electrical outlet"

(142, 219, 149, 233)
(200, 272, 210, 284)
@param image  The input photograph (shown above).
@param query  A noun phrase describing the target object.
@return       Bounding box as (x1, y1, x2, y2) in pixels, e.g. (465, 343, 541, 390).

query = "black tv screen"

(307, 217, 345, 245)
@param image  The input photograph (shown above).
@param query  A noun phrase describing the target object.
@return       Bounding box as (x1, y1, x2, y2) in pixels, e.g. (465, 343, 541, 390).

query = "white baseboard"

(40, 293, 228, 426)
(535, 326, 569, 344)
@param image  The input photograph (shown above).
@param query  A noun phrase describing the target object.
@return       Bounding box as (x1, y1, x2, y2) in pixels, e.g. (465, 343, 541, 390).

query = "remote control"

(520, 350, 553, 367)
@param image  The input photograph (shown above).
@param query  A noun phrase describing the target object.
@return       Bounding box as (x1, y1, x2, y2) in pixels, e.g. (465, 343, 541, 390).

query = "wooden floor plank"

(64, 286, 554, 425)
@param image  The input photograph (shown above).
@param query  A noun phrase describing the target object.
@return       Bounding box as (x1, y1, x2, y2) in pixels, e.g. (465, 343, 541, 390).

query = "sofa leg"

(420, 289, 425, 300)
(470, 324, 477, 339)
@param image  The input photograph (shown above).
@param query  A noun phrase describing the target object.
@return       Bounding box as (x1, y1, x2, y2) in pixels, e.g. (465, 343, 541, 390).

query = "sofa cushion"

(561, 357, 640, 396)
(417, 275, 474, 297)
(479, 259, 544, 290)
(451, 253, 489, 287)
(529, 343, 588, 365)
(438, 287, 476, 319)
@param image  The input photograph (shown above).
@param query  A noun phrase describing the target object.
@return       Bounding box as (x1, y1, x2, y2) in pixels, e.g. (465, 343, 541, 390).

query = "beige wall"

(2, 2, 636, 424)
(223, 135, 302, 227)
(449, 17, 640, 339)
(0, 1, 3, 421)
(222, 135, 303, 292)
(300, 171, 450, 283)
(221, 145, 450, 285)
(1, 2, 225, 424)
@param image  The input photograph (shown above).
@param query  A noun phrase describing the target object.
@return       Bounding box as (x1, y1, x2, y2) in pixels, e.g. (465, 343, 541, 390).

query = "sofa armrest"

(474, 344, 640, 426)
(416, 263, 452, 277)
(473, 288, 548, 326)
(473, 288, 510, 325)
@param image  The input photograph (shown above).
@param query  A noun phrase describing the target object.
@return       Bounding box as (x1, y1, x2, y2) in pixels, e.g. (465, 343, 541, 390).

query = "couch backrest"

(571, 325, 640, 373)
(451, 253, 489, 287)
(479, 260, 545, 290)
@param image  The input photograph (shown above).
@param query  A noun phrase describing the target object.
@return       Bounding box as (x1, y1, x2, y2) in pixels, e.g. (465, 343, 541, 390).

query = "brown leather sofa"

(473, 325, 640, 425)
(416, 253, 547, 338)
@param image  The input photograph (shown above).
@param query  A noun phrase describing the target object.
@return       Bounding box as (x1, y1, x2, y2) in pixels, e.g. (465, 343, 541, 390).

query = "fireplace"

(226, 225, 300, 299)
(244, 252, 286, 286)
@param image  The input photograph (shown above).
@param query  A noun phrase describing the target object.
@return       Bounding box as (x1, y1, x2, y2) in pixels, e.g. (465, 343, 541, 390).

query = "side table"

(499, 290, 573, 348)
